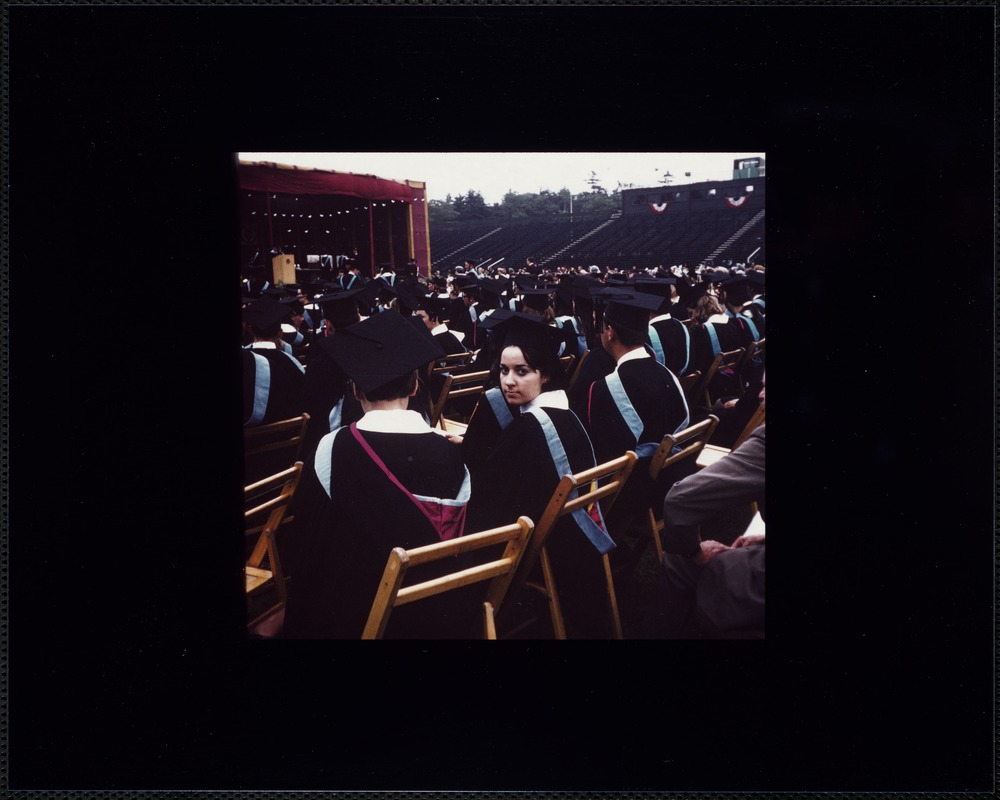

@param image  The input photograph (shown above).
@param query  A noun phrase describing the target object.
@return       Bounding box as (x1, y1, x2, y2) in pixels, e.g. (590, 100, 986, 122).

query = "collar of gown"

(521, 389, 569, 413)
(356, 409, 432, 434)
(616, 347, 650, 369)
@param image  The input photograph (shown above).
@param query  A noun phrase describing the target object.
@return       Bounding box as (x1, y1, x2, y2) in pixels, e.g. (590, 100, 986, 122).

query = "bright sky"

(238, 152, 764, 206)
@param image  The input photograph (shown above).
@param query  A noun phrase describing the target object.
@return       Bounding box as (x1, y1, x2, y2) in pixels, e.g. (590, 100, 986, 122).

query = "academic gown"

(554, 315, 589, 362)
(584, 354, 694, 539)
(281, 411, 475, 639)
(298, 333, 360, 466)
(689, 315, 746, 402)
(648, 314, 692, 377)
(462, 392, 615, 638)
(242, 345, 306, 428)
(568, 343, 616, 419)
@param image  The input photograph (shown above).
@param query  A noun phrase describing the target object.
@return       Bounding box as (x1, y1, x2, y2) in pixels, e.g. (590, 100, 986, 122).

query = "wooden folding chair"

(427, 350, 475, 379)
(696, 400, 765, 470)
(361, 515, 535, 639)
(559, 354, 576, 379)
(483, 601, 498, 640)
(645, 416, 720, 563)
(243, 413, 311, 485)
(737, 337, 765, 387)
(567, 348, 591, 393)
(678, 370, 702, 409)
(428, 369, 492, 430)
(690, 347, 745, 409)
(245, 461, 304, 635)
(500, 451, 638, 640)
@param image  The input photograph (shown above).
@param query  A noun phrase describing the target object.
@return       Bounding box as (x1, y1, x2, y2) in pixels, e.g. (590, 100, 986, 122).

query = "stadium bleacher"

(429, 180, 765, 271)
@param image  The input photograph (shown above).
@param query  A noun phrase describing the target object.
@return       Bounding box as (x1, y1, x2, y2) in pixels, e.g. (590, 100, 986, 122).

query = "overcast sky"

(238, 152, 764, 206)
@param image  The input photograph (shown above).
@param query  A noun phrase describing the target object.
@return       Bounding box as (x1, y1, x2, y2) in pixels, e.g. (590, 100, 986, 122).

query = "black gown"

(462, 393, 616, 638)
(281, 414, 475, 639)
(568, 344, 616, 420)
(689, 315, 747, 403)
(584, 355, 695, 541)
(648, 314, 692, 377)
(242, 345, 306, 427)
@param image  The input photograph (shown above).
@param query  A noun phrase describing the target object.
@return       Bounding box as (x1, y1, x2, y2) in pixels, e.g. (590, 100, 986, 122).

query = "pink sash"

(350, 424, 467, 541)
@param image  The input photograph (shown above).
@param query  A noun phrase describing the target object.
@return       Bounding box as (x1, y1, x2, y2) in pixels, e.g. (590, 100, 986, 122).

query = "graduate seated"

(280, 311, 477, 639)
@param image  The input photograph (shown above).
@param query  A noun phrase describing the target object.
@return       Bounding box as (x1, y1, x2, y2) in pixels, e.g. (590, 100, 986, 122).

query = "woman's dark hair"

(360, 369, 419, 402)
(494, 338, 567, 392)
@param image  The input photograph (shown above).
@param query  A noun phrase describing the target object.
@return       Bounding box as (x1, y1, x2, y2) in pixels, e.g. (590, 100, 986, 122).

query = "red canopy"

(237, 160, 416, 203)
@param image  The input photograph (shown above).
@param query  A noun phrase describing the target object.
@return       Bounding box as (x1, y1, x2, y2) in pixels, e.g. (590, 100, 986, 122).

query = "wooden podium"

(272, 254, 296, 285)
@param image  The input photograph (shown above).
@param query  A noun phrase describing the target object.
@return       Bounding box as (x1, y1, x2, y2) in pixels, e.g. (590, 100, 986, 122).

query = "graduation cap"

(393, 282, 428, 316)
(484, 310, 564, 355)
(566, 274, 604, 300)
(514, 274, 546, 291)
(243, 297, 294, 333)
(453, 275, 481, 294)
(634, 277, 677, 295)
(474, 278, 504, 311)
(719, 275, 753, 304)
(318, 286, 368, 328)
(279, 295, 306, 314)
(747, 270, 766, 290)
(599, 289, 663, 332)
(633, 279, 677, 314)
(680, 280, 712, 309)
(326, 309, 446, 396)
(519, 286, 552, 312)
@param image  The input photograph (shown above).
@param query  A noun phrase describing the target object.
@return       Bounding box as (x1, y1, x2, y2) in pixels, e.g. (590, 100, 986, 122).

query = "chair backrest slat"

(361, 516, 535, 639)
(501, 452, 638, 639)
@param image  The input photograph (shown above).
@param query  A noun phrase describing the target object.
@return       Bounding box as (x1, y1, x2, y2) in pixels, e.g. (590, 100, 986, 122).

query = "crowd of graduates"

(241, 252, 766, 639)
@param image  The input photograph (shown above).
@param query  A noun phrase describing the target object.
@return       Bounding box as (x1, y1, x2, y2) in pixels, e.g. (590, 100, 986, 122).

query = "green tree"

(428, 198, 459, 223)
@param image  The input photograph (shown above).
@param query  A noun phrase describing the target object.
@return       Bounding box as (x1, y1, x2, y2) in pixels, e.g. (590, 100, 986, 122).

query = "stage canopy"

(237, 159, 430, 278)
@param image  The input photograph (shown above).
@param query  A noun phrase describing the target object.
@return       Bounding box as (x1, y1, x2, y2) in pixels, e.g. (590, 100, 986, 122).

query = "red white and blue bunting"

(649, 201, 669, 214)
(725, 196, 748, 208)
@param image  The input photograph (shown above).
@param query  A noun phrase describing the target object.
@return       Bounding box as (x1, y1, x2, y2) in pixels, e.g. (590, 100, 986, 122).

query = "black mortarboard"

(519, 286, 552, 312)
(453, 275, 480, 293)
(318, 287, 368, 328)
(747, 270, 766, 289)
(279, 295, 306, 313)
(514, 274, 546, 291)
(634, 279, 677, 314)
(243, 298, 294, 332)
(327, 309, 446, 396)
(680, 281, 711, 308)
(394, 283, 428, 316)
(485, 311, 563, 354)
(634, 278, 677, 296)
(567, 274, 603, 300)
(599, 289, 663, 332)
(719, 275, 753, 304)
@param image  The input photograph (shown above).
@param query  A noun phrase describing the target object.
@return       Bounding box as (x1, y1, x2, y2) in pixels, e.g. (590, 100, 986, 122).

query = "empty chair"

(499, 452, 638, 640)
(244, 413, 311, 486)
(428, 369, 492, 430)
(245, 461, 304, 636)
(689, 347, 745, 411)
(427, 350, 476, 379)
(362, 516, 534, 639)
(646, 416, 720, 563)
(697, 401, 764, 470)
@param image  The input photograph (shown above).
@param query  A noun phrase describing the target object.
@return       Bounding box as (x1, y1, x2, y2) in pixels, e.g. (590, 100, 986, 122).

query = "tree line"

(428, 176, 624, 224)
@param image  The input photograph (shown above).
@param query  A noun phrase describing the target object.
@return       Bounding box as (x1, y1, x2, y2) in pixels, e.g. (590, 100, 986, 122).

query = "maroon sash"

(350, 424, 467, 541)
